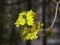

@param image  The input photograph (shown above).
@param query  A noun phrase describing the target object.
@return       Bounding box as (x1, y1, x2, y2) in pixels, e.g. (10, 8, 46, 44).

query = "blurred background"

(0, 0, 60, 45)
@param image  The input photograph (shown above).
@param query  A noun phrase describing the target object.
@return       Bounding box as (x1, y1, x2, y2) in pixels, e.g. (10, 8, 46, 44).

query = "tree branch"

(44, 0, 60, 30)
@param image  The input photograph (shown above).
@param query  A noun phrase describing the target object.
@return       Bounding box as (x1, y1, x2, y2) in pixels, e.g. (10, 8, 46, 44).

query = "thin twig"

(44, 0, 60, 30)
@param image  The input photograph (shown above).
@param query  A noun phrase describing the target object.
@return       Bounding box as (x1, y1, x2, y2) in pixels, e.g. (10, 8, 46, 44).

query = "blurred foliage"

(46, 28, 53, 37)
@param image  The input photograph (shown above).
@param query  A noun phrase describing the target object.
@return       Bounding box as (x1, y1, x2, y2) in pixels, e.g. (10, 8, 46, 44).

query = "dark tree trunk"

(0, 0, 4, 45)
(42, 0, 47, 45)
(26, 0, 32, 45)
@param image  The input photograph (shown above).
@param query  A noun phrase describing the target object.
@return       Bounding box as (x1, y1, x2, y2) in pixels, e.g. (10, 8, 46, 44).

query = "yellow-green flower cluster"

(15, 10, 44, 40)
(37, 22, 44, 32)
(24, 31, 38, 40)
(15, 12, 26, 27)
(15, 10, 36, 27)
(26, 10, 35, 26)
(21, 22, 44, 40)
(21, 27, 39, 40)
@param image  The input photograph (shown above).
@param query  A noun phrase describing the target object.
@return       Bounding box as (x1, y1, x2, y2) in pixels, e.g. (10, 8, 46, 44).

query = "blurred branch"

(44, 0, 60, 30)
